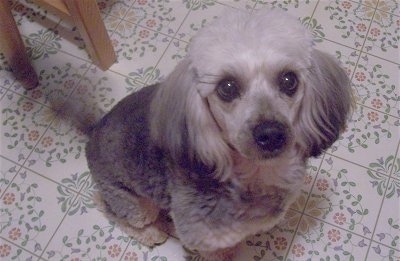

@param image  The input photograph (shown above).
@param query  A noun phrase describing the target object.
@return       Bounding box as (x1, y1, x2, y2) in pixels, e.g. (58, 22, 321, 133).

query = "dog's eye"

(279, 72, 298, 96)
(216, 79, 240, 102)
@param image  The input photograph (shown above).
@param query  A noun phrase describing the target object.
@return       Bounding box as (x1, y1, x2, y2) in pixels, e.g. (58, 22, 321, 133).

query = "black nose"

(252, 121, 287, 153)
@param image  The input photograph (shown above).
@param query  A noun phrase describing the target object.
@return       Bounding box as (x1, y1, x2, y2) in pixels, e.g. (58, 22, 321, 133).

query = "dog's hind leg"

(93, 187, 169, 246)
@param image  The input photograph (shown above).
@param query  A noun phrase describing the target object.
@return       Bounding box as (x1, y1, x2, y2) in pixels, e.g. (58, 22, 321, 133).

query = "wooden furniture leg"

(0, 1, 39, 90)
(64, 0, 116, 70)
(34, 0, 116, 70)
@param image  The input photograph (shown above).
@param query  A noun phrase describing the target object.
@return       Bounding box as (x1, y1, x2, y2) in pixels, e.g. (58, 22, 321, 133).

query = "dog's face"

(151, 10, 353, 177)
(203, 50, 309, 161)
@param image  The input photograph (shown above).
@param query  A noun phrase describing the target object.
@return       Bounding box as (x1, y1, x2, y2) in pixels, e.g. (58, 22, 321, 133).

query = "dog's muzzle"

(252, 121, 288, 157)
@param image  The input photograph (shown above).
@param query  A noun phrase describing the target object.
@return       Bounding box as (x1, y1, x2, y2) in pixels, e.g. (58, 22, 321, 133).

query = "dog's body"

(57, 10, 353, 260)
(86, 83, 302, 253)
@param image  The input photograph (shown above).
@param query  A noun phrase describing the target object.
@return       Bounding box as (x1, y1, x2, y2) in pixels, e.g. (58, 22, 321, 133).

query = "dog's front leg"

(199, 246, 237, 261)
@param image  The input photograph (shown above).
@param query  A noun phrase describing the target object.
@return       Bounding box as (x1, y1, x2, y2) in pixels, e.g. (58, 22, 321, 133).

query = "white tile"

(0, 92, 50, 164)
(306, 156, 385, 237)
(0, 168, 72, 256)
(288, 220, 369, 260)
(329, 105, 399, 167)
(109, 22, 171, 78)
(129, 0, 191, 37)
(312, 0, 374, 50)
(43, 200, 130, 261)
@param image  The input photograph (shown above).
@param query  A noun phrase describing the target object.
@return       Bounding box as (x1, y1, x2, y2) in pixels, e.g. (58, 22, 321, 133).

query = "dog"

(54, 9, 353, 261)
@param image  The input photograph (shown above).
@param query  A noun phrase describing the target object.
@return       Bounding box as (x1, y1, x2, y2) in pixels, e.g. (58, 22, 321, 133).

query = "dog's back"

(52, 84, 172, 208)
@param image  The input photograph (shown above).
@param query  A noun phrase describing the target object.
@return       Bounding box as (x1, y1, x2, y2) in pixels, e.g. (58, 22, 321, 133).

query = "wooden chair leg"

(64, 0, 116, 70)
(0, 1, 39, 90)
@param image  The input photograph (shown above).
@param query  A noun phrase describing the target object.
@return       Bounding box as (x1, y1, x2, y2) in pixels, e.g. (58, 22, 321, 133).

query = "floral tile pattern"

(1, 0, 399, 260)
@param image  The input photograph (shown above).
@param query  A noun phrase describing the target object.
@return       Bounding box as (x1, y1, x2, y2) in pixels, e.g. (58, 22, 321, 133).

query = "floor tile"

(1, 92, 50, 164)
(255, 0, 318, 19)
(176, 1, 230, 43)
(0, 168, 71, 257)
(154, 39, 188, 82)
(122, 237, 185, 261)
(352, 54, 399, 118)
(43, 199, 130, 261)
(312, 0, 375, 50)
(109, 22, 171, 78)
(129, 0, 191, 37)
(305, 156, 385, 238)
(218, 0, 256, 10)
(0, 240, 40, 261)
(235, 209, 301, 261)
(0, 157, 21, 196)
(10, 50, 91, 107)
(314, 39, 360, 77)
(98, 0, 133, 19)
(11, 0, 60, 42)
(329, 104, 399, 168)
(288, 220, 369, 260)
(49, 20, 91, 63)
(0, 69, 14, 90)
(364, 10, 399, 64)
(367, 242, 400, 260)
(0, 86, 8, 100)
(372, 177, 400, 250)
(83, 65, 140, 102)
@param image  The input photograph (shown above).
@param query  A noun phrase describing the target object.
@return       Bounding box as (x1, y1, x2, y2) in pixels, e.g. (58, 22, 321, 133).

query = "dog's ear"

(150, 58, 231, 178)
(297, 49, 353, 157)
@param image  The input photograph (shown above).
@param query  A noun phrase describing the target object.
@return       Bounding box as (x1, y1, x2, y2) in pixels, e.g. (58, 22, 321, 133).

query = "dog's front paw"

(122, 224, 169, 246)
(200, 247, 236, 261)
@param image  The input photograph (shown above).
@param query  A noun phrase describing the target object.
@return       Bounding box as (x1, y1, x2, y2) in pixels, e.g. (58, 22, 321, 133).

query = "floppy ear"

(150, 58, 231, 178)
(297, 49, 353, 157)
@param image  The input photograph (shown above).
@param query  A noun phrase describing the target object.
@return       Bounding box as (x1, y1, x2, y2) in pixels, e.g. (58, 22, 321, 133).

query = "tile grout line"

(347, 0, 385, 98)
(361, 2, 388, 259)
(324, 151, 395, 179)
(317, 36, 400, 67)
(365, 138, 400, 258)
(0, 156, 25, 199)
(299, 209, 400, 252)
(388, 141, 400, 180)
(144, 7, 193, 86)
(37, 187, 86, 260)
(0, 236, 42, 260)
(0, 165, 77, 261)
(32, 62, 93, 170)
(38, 168, 110, 260)
(3, 61, 92, 194)
(365, 170, 394, 258)
(95, 7, 192, 82)
(353, 101, 400, 121)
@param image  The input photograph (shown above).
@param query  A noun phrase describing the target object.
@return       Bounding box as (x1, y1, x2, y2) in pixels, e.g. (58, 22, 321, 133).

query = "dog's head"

(150, 10, 353, 179)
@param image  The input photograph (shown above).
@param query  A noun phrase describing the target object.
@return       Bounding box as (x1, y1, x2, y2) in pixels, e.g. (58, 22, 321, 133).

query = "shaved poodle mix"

(56, 9, 353, 261)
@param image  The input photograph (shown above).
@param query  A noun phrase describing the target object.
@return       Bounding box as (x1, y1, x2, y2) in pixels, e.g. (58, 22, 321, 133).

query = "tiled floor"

(0, 0, 399, 260)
